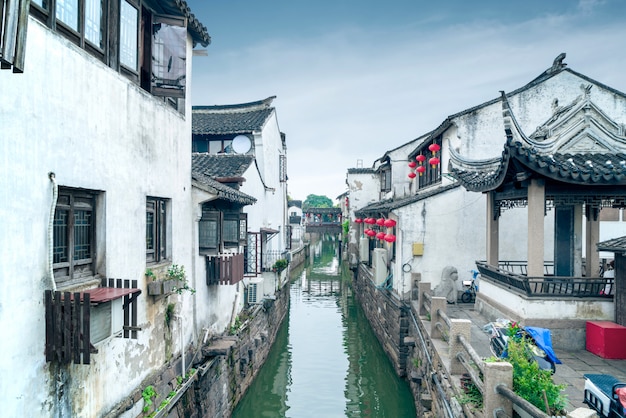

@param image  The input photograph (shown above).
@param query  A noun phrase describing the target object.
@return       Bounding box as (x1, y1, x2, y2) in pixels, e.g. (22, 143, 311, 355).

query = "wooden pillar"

(527, 179, 545, 277)
(486, 191, 499, 267)
(572, 204, 584, 277)
(615, 253, 625, 326)
(585, 207, 600, 277)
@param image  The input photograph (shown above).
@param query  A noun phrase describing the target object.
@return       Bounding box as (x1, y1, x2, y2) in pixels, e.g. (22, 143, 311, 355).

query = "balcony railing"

(205, 253, 244, 286)
(476, 261, 614, 299)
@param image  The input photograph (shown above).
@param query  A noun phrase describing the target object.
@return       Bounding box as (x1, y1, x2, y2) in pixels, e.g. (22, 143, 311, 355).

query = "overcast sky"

(186, 0, 626, 202)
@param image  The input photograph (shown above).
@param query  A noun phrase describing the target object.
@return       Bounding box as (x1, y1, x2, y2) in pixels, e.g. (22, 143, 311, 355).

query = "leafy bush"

(507, 338, 567, 414)
(272, 259, 289, 273)
(166, 264, 195, 294)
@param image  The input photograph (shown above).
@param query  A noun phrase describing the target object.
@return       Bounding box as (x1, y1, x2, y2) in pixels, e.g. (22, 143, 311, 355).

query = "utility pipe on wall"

(48, 172, 58, 292)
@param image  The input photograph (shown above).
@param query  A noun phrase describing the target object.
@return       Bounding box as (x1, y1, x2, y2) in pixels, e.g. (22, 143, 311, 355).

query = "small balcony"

(205, 253, 244, 286)
(476, 260, 614, 299)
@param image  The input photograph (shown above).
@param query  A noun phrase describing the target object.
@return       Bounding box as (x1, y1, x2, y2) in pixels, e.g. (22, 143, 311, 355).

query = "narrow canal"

(233, 239, 416, 418)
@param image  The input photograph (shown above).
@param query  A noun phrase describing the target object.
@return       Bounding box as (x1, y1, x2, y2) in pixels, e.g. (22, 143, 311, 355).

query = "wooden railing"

(205, 253, 244, 286)
(476, 261, 614, 298)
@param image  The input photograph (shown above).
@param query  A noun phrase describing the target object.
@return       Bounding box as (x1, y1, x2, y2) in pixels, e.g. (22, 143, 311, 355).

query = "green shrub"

(272, 259, 289, 273)
(507, 338, 567, 414)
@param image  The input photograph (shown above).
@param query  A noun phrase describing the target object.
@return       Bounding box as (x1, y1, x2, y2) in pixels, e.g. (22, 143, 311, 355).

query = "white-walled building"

(0, 1, 210, 416)
(192, 97, 290, 303)
(349, 55, 626, 345)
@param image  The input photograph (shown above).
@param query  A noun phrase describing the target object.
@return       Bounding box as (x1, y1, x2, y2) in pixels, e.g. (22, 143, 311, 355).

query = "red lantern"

(429, 157, 440, 168)
(383, 219, 396, 228)
(365, 218, 375, 225)
(428, 143, 441, 155)
(408, 172, 417, 179)
(376, 231, 386, 240)
(408, 161, 417, 168)
(384, 234, 396, 243)
(416, 154, 426, 163)
(366, 229, 376, 237)
(417, 166, 426, 176)
(376, 218, 385, 226)
(355, 218, 363, 223)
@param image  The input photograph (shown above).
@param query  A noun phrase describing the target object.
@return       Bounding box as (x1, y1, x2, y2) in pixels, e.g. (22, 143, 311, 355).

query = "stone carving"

(433, 265, 459, 304)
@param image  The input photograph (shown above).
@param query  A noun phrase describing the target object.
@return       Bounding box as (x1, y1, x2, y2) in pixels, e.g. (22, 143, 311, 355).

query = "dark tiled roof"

(191, 173, 256, 205)
(192, 97, 275, 135)
(192, 153, 254, 178)
(355, 183, 460, 215)
(161, 0, 211, 47)
(597, 236, 626, 253)
(450, 90, 626, 192)
(347, 167, 376, 174)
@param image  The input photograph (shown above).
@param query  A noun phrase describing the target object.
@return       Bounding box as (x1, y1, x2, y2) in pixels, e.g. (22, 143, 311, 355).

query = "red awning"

(63, 287, 141, 304)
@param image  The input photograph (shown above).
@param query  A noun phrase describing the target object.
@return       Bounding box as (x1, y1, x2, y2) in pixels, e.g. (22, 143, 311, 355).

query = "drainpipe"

(48, 172, 58, 292)
(229, 281, 241, 329)
(177, 311, 185, 376)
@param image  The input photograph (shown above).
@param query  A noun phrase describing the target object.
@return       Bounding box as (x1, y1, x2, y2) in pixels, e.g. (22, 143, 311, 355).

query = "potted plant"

(272, 259, 289, 274)
(146, 269, 163, 296)
(166, 264, 195, 295)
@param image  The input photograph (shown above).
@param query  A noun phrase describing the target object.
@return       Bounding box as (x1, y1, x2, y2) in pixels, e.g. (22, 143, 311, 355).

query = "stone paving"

(447, 302, 626, 413)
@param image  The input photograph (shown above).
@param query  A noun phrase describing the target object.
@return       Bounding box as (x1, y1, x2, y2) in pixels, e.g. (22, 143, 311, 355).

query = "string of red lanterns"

(408, 142, 441, 179)
(358, 216, 398, 243)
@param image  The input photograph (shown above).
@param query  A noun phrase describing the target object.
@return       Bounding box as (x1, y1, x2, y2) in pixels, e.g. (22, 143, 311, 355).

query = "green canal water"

(232, 240, 416, 418)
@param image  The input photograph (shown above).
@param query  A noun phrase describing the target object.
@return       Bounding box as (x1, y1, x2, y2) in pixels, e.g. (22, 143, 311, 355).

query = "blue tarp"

(524, 326, 562, 365)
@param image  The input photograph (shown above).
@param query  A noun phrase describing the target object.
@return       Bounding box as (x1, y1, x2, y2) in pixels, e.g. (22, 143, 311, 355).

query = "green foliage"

(167, 264, 195, 295)
(459, 381, 483, 408)
(303, 194, 333, 210)
(342, 220, 349, 235)
(229, 315, 243, 335)
(142, 385, 157, 413)
(272, 258, 289, 273)
(507, 338, 567, 414)
(145, 268, 155, 280)
(411, 357, 421, 368)
(165, 303, 176, 327)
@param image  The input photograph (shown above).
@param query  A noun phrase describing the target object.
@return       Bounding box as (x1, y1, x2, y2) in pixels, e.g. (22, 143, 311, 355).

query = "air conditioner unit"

(373, 248, 388, 286)
(359, 237, 369, 262)
(247, 278, 264, 304)
(90, 298, 124, 344)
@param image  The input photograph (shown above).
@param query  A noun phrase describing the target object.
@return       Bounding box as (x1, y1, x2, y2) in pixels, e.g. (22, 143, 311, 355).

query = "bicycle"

(461, 270, 480, 303)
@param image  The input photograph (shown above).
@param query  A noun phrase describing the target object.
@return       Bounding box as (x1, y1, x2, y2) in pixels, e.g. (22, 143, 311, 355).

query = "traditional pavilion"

(449, 84, 626, 332)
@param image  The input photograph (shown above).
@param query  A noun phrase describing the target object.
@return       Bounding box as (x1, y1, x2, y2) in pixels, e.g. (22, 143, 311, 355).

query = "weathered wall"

(110, 283, 289, 418)
(189, 282, 289, 416)
(0, 16, 197, 418)
(353, 264, 410, 377)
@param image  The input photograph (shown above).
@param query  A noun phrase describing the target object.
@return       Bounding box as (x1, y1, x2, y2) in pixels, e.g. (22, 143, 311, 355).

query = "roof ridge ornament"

(548, 53, 567, 74)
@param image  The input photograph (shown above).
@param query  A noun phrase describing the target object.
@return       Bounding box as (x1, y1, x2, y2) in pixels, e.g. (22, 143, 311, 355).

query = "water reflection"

(232, 240, 415, 418)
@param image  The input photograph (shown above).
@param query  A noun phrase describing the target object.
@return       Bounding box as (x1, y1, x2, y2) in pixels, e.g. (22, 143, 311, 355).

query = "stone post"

(483, 361, 513, 418)
(449, 319, 472, 375)
(418, 282, 431, 316)
(430, 296, 446, 339)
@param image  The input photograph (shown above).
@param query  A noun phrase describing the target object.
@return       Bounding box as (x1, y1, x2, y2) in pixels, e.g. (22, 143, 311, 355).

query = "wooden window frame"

(29, 0, 187, 107)
(418, 136, 442, 189)
(146, 197, 167, 264)
(53, 187, 97, 286)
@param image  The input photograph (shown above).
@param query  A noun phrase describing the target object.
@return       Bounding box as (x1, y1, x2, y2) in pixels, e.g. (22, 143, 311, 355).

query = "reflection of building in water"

(303, 278, 343, 297)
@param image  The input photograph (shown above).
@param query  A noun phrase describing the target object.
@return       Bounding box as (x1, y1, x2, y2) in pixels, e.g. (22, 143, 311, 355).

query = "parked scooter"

(584, 374, 626, 418)
(485, 319, 560, 374)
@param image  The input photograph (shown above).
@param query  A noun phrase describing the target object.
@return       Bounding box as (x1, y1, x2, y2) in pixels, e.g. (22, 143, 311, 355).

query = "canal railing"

(415, 282, 555, 418)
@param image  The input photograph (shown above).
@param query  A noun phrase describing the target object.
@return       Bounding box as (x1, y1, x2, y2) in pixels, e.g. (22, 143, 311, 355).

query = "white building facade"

(0, 1, 210, 416)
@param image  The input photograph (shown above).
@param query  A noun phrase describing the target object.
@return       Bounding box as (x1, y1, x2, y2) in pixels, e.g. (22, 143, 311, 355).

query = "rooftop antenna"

(356, 159, 363, 168)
